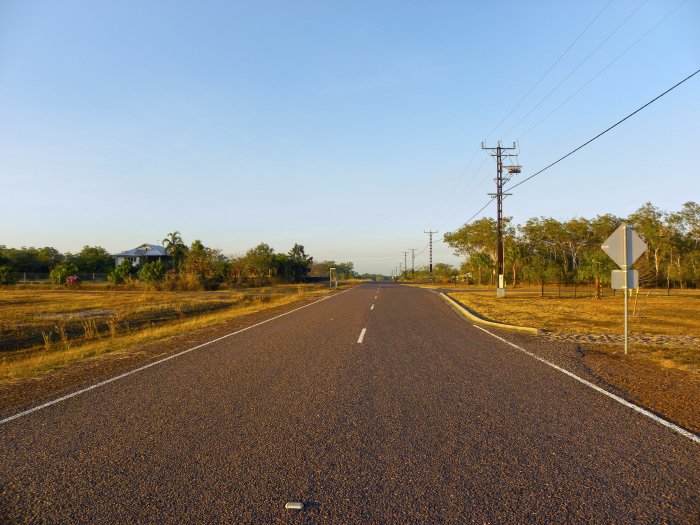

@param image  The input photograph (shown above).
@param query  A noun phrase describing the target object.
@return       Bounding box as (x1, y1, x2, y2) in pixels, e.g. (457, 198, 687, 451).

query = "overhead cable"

(502, 0, 648, 139)
(518, 0, 689, 141)
(505, 68, 700, 193)
(484, 0, 613, 142)
(425, 149, 480, 228)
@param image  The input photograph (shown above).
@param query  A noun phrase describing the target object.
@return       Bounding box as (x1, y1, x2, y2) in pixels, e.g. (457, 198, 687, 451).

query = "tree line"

(442, 202, 700, 296)
(0, 232, 361, 287)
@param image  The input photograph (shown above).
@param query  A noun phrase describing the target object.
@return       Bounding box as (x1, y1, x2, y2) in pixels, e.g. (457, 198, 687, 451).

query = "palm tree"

(162, 231, 186, 270)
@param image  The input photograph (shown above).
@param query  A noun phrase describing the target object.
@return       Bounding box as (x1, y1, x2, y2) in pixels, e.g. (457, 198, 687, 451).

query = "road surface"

(1, 283, 698, 523)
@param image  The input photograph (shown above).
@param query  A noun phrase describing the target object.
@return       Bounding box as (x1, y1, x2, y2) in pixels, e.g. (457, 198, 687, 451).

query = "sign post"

(601, 224, 647, 354)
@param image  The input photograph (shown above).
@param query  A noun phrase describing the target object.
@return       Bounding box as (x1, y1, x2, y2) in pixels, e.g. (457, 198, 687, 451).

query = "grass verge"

(449, 290, 700, 370)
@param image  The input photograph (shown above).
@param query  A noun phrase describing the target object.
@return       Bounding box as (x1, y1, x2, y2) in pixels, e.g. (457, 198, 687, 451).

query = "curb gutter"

(440, 292, 543, 335)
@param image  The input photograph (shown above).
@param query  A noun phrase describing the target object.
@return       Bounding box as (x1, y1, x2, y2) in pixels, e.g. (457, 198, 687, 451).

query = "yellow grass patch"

(0, 285, 343, 382)
(450, 290, 700, 368)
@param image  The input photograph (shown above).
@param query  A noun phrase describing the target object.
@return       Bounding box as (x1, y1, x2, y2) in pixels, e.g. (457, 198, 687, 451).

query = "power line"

(455, 197, 495, 231)
(425, 149, 480, 228)
(434, 155, 491, 228)
(502, 0, 648, 140)
(517, 0, 689, 141)
(484, 0, 613, 142)
(505, 68, 700, 193)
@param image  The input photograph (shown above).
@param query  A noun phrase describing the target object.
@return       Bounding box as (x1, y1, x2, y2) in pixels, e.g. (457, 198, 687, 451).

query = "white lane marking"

(357, 328, 366, 343)
(375, 296, 377, 299)
(1, 286, 359, 426)
(472, 325, 700, 445)
(371, 304, 374, 310)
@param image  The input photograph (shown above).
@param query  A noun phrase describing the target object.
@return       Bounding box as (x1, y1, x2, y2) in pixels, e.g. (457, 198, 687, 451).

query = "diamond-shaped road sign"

(601, 223, 647, 268)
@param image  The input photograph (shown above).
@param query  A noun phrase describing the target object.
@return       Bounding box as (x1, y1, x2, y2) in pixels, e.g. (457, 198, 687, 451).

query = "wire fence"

(14, 272, 111, 284)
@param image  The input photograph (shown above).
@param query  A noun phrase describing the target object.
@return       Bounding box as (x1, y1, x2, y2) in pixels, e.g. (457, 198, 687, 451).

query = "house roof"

(114, 244, 170, 257)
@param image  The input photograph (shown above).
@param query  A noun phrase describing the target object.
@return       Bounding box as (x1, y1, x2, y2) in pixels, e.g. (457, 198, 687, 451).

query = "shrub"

(50, 263, 79, 285)
(0, 265, 18, 285)
(109, 260, 139, 285)
(66, 275, 82, 287)
(139, 261, 167, 283)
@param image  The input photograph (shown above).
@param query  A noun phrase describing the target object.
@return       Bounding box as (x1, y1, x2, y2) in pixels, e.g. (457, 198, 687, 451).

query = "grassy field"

(0, 282, 347, 382)
(449, 289, 700, 369)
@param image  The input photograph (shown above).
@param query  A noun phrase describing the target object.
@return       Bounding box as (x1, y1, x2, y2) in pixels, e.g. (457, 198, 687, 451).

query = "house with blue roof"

(114, 244, 171, 267)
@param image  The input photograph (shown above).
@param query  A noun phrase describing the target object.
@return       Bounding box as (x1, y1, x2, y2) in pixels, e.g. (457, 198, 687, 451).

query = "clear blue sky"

(1, 0, 698, 274)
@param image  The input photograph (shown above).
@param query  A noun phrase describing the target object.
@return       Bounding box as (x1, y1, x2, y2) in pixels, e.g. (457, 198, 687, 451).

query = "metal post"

(623, 225, 628, 355)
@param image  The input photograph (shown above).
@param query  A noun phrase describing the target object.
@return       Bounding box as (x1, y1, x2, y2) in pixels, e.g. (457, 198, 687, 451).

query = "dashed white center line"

(357, 328, 366, 343)
(371, 304, 374, 310)
(374, 296, 377, 299)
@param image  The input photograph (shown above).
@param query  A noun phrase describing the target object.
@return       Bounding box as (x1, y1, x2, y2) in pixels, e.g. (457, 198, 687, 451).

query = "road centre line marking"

(371, 304, 374, 310)
(472, 325, 700, 445)
(1, 286, 359, 426)
(358, 328, 366, 343)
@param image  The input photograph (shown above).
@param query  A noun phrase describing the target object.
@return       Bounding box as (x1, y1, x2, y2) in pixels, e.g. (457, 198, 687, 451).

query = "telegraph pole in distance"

(402, 251, 408, 279)
(481, 141, 520, 298)
(409, 248, 416, 278)
(424, 230, 437, 283)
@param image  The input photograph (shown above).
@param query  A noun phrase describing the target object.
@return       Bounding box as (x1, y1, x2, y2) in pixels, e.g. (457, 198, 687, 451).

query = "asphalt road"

(1, 283, 698, 523)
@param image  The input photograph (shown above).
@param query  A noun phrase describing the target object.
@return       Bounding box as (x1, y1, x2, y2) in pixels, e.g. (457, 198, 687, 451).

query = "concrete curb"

(440, 292, 543, 335)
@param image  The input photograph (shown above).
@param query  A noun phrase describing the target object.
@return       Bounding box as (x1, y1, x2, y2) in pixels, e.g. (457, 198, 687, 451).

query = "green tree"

(190, 239, 208, 256)
(444, 217, 512, 263)
(110, 259, 139, 285)
(522, 255, 555, 297)
(576, 249, 616, 299)
(72, 246, 113, 273)
(627, 203, 665, 285)
(467, 253, 492, 285)
(286, 244, 313, 282)
(505, 245, 528, 287)
(245, 243, 275, 286)
(0, 265, 18, 285)
(140, 261, 167, 283)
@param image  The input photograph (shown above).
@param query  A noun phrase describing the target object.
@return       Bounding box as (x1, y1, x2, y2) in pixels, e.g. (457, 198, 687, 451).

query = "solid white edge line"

(358, 328, 366, 343)
(472, 325, 700, 445)
(1, 286, 358, 426)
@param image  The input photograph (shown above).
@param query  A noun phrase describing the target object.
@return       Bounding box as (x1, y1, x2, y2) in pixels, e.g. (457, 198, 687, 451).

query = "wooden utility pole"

(424, 230, 437, 283)
(481, 141, 520, 297)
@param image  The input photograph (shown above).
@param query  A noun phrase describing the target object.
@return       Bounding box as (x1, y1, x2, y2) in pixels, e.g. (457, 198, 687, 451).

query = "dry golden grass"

(450, 290, 700, 369)
(0, 284, 344, 382)
(449, 290, 700, 337)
